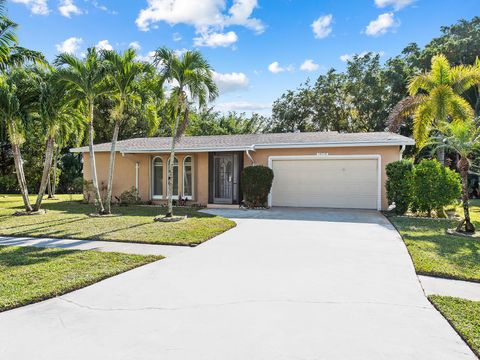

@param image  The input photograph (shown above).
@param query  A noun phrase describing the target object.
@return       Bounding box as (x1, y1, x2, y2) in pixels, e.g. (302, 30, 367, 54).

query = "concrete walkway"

(419, 275, 480, 301)
(0, 236, 190, 257)
(0, 208, 475, 359)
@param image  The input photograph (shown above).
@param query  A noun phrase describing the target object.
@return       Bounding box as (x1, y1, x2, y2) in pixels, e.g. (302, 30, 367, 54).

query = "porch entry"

(208, 152, 243, 205)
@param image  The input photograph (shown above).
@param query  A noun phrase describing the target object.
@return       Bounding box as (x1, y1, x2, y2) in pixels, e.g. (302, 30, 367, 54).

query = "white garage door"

(270, 157, 379, 210)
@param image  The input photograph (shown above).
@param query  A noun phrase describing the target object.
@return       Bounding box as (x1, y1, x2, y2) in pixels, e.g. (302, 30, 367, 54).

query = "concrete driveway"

(0, 208, 475, 359)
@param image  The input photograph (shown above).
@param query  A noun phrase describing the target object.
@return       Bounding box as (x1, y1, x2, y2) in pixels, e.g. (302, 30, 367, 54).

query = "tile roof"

(70, 131, 414, 153)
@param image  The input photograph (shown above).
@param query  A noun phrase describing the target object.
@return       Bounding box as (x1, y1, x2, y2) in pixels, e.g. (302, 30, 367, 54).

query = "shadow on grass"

(0, 245, 77, 267)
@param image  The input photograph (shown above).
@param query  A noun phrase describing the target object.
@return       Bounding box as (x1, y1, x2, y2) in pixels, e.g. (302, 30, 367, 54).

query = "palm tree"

(0, 69, 38, 211)
(388, 54, 480, 154)
(101, 48, 146, 214)
(55, 48, 109, 213)
(152, 48, 218, 217)
(429, 120, 480, 233)
(0, 0, 45, 71)
(33, 69, 83, 210)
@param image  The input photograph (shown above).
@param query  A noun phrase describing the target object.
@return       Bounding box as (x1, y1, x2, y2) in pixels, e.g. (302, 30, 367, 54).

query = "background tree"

(0, 69, 37, 211)
(33, 69, 83, 210)
(388, 54, 479, 161)
(430, 120, 480, 233)
(55, 48, 109, 213)
(153, 47, 218, 217)
(102, 48, 146, 214)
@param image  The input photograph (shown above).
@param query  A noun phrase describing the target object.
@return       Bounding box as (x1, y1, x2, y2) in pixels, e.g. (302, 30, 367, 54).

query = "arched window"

(183, 156, 193, 199)
(167, 157, 179, 197)
(152, 157, 163, 199)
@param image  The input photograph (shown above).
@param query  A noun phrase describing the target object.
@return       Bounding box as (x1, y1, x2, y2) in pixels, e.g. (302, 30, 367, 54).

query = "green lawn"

(429, 295, 480, 357)
(0, 194, 235, 245)
(0, 244, 161, 312)
(389, 200, 480, 282)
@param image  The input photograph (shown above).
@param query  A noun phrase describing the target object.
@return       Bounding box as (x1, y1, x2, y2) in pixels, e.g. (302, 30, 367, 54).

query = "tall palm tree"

(55, 48, 109, 213)
(33, 69, 83, 210)
(102, 48, 146, 214)
(430, 120, 480, 233)
(388, 54, 480, 154)
(152, 47, 218, 217)
(0, 69, 37, 211)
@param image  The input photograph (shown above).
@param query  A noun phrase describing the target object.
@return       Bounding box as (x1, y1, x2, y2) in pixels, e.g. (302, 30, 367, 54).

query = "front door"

(213, 154, 234, 204)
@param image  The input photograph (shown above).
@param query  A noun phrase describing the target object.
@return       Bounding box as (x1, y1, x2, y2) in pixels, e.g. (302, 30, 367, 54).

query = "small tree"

(241, 166, 274, 208)
(412, 159, 461, 216)
(386, 160, 414, 215)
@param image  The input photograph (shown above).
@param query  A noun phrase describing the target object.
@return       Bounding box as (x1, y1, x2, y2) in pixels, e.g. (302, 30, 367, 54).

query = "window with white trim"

(183, 156, 193, 199)
(152, 157, 163, 198)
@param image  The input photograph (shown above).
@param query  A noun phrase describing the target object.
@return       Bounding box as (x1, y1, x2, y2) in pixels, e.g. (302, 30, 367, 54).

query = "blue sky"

(8, 0, 479, 114)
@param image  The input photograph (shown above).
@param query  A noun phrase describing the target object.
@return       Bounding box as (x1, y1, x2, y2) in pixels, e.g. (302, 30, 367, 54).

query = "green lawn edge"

(0, 244, 162, 312)
(429, 295, 480, 358)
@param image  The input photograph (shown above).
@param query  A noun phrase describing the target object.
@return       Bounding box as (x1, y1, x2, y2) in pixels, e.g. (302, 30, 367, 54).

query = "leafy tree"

(102, 48, 148, 214)
(0, 69, 38, 211)
(33, 69, 84, 210)
(152, 47, 218, 217)
(55, 48, 109, 213)
(388, 54, 479, 159)
(430, 120, 480, 233)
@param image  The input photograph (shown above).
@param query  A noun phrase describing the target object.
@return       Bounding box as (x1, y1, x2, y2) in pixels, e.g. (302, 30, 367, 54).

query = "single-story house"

(71, 131, 414, 210)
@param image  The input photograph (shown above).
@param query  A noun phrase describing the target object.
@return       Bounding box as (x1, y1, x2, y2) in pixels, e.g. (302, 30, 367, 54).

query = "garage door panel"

(271, 158, 378, 209)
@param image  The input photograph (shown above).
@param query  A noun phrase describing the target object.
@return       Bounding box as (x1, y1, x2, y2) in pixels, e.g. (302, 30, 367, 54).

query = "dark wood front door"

(213, 154, 234, 204)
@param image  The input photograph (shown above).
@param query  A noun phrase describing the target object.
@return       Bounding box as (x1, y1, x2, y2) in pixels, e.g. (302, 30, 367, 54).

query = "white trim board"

(267, 154, 382, 211)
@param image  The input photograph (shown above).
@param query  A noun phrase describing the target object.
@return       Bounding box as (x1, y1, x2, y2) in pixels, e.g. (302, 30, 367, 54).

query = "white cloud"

(56, 37, 83, 54)
(268, 61, 293, 74)
(135, 51, 156, 63)
(212, 71, 249, 94)
(95, 40, 113, 51)
(374, 0, 413, 11)
(136, 0, 264, 33)
(215, 101, 271, 112)
(173, 32, 182, 42)
(193, 31, 238, 48)
(11, 0, 49, 15)
(365, 12, 399, 36)
(58, 0, 82, 17)
(311, 14, 333, 39)
(300, 59, 319, 72)
(340, 51, 385, 62)
(129, 41, 141, 50)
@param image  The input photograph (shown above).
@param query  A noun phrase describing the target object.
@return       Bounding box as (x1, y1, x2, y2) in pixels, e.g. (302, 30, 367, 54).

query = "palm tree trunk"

(51, 147, 59, 197)
(105, 121, 120, 214)
(456, 157, 475, 233)
(87, 100, 105, 213)
(436, 147, 445, 166)
(34, 136, 55, 211)
(47, 176, 52, 198)
(166, 103, 184, 218)
(11, 142, 32, 212)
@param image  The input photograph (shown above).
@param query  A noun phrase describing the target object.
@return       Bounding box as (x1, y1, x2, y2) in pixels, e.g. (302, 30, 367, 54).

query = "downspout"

(135, 162, 139, 199)
(246, 145, 256, 165)
(400, 145, 406, 160)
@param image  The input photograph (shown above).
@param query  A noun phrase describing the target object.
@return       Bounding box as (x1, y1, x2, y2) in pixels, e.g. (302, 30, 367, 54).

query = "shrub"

(0, 175, 19, 194)
(71, 177, 84, 194)
(412, 159, 461, 216)
(241, 165, 274, 208)
(117, 187, 141, 206)
(386, 160, 414, 215)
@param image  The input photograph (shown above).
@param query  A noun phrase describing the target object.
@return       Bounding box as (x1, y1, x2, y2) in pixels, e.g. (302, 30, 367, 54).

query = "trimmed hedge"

(386, 159, 462, 216)
(412, 159, 461, 215)
(241, 165, 274, 208)
(386, 160, 414, 215)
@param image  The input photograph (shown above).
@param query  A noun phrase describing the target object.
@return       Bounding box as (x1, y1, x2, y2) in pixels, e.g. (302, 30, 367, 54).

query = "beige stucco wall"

(82, 145, 401, 210)
(82, 151, 209, 205)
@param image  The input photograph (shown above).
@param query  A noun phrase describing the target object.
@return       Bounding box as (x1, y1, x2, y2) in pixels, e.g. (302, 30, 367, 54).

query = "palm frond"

(387, 95, 424, 131)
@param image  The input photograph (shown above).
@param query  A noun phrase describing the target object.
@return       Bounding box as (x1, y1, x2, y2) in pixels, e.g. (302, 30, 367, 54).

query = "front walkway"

(0, 236, 190, 257)
(419, 275, 480, 301)
(0, 208, 475, 359)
